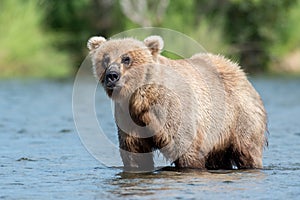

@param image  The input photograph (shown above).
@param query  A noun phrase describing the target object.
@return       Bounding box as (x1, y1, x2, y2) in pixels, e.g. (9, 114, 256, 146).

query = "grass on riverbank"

(0, 0, 73, 78)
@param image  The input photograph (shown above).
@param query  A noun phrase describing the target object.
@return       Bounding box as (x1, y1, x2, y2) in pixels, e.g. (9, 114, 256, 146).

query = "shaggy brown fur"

(87, 35, 267, 171)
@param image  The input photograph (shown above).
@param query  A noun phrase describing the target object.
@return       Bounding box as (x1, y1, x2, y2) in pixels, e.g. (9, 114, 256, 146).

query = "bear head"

(87, 35, 164, 100)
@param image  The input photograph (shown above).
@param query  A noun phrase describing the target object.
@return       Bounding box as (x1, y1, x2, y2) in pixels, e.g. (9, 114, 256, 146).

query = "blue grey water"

(0, 76, 299, 199)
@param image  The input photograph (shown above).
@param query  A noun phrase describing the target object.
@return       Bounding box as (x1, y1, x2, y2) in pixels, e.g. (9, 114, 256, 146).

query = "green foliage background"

(0, 0, 299, 78)
(0, 0, 72, 78)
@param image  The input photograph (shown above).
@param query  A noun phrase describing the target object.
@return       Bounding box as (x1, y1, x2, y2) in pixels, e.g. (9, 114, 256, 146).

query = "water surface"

(0, 77, 299, 199)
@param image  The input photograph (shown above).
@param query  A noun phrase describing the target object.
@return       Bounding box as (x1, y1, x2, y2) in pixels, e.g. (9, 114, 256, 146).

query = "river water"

(0, 76, 299, 199)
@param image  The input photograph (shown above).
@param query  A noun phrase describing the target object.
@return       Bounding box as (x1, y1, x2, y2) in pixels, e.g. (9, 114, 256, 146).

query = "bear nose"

(106, 71, 119, 82)
(105, 71, 120, 87)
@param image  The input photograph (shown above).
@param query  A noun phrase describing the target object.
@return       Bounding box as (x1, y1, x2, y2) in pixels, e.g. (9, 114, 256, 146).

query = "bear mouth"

(105, 85, 121, 97)
(106, 88, 113, 97)
(105, 83, 116, 90)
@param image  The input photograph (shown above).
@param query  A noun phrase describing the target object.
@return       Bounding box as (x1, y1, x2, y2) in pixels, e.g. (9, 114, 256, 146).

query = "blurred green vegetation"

(0, 0, 300, 78)
(0, 0, 72, 78)
(271, 0, 300, 56)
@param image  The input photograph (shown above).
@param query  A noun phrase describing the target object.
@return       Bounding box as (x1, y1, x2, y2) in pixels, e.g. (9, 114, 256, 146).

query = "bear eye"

(102, 54, 110, 68)
(121, 55, 131, 66)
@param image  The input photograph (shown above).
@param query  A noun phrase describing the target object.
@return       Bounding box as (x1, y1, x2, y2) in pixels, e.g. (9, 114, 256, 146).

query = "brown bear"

(87, 35, 267, 172)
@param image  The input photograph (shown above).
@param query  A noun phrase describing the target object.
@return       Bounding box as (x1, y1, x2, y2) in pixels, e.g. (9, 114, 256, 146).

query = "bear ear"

(87, 36, 106, 51)
(144, 35, 164, 55)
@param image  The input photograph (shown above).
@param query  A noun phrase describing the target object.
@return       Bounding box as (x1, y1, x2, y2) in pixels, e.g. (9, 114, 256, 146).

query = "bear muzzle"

(104, 63, 120, 89)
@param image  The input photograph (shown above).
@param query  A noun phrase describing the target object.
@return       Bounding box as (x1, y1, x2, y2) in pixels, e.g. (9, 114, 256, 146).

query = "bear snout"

(105, 69, 120, 89)
(104, 63, 121, 89)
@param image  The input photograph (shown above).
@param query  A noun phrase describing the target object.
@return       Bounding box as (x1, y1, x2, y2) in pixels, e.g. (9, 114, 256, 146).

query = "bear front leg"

(118, 128, 154, 172)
